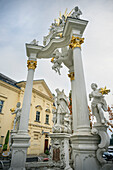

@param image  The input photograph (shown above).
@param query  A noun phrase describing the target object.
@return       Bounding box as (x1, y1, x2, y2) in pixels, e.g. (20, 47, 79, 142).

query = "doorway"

(44, 139, 48, 153)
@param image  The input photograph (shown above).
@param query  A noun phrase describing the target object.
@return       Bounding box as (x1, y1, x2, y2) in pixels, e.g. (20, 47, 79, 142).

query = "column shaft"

(73, 47, 90, 132)
(19, 68, 35, 132)
(71, 79, 77, 133)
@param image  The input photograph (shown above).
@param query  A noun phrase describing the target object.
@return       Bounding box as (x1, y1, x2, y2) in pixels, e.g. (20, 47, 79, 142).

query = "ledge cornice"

(26, 17, 88, 59)
(0, 80, 21, 93)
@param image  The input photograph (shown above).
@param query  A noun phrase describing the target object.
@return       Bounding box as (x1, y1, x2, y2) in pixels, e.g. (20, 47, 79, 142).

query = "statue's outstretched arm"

(89, 93, 92, 101)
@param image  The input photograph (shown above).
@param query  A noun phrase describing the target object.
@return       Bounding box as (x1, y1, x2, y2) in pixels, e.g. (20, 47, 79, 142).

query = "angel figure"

(51, 49, 63, 75)
(11, 102, 22, 131)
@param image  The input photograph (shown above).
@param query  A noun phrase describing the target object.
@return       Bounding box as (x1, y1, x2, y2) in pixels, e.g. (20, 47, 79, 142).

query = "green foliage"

(45, 149, 49, 155)
(3, 144, 7, 151)
(3, 130, 9, 151)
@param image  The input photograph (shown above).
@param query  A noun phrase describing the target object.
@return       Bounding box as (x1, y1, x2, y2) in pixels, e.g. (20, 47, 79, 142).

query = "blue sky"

(0, 0, 113, 106)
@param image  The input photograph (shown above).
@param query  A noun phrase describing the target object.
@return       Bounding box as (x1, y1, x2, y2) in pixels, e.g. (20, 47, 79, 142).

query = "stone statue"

(30, 39, 38, 45)
(71, 6, 82, 19)
(51, 47, 73, 75)
(89, 83, 108, 124)
(64, 113, 72, 133)
(51, 49, 63, 75)
(59, 15, 66, 26)
(11, 102, 22, 131)
(52, 94, 57, 130)
(52, 88, 71, 133)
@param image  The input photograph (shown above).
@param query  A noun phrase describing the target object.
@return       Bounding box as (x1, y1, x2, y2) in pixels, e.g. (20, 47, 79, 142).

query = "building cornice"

(0, 80, 21, 93)
(32, 88, 53, 102)
(29, 123, 52, 129)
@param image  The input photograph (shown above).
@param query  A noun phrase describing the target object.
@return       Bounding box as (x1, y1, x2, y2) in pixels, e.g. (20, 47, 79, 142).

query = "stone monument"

(9, 5, 113, 170)
(9, 57, 37, 170)
(49, 89, 72, 170)
(89, 83, 111, 165)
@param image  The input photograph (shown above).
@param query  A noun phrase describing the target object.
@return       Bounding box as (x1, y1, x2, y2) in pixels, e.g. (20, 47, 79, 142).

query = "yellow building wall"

(27, 82, 53, 155)
(0, 80, 20, 146)
(0, 79, 53, 155)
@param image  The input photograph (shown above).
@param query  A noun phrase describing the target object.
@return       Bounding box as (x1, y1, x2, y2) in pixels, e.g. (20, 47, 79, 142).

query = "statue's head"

(91, 83, 97, 90)
(62, 15, 65, 20)
(55, 88, 60, 94)
(16, 102, 21, 108)
(75, 6, 79, 11)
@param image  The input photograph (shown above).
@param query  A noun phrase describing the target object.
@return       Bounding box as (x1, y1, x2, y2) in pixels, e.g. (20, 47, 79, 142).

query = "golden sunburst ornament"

(55, 8, 74, 26)
(100, 86, 110, 95)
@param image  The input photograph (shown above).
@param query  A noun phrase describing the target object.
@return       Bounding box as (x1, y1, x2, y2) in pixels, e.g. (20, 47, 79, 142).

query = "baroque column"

(68, 67, 77, 133)
(69, 37, 100, 170)
(69, 36, 90, 133)
(9, 54, 37, 170)
(19, 56, 37, 132)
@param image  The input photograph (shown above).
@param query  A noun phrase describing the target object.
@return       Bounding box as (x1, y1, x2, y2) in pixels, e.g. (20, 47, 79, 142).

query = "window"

(36, 111, 40, 122)
(45, 109, 50, 113)
(0, 100, 4, 113)
(45, 114, 49, 124)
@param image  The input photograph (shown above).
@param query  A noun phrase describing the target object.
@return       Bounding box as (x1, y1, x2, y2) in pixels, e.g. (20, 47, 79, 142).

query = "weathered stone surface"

(53, 148, 60, 162)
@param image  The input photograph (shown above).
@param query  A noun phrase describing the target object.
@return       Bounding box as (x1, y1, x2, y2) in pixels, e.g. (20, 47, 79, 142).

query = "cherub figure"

(51, 49, 63, 75)
(89, 83, 108, 124)
(11, 102, 22, 131)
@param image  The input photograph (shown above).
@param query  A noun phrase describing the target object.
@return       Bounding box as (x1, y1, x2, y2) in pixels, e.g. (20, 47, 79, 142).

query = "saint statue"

(89, 83, 109, 124)
(52, 88, 71, 133)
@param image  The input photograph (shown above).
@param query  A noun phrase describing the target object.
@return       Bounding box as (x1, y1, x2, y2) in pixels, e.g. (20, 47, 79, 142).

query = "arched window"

(36, 111, 40, 122)
(45, 114, 49, 124)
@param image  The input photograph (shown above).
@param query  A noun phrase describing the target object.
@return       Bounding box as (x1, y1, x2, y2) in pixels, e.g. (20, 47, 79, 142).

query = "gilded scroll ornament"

(68, 72, 75, 81)
(69, 36, 84, 49)
(27, 60, 37, 70)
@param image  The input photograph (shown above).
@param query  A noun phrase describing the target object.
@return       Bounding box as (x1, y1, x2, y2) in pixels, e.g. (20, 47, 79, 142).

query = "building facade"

(0, 73, 53, 155)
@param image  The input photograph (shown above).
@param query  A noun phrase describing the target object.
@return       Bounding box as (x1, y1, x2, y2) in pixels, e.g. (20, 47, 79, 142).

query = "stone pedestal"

(49, 133, 72, 170)
(71, 133, 101, 170)
(9, 130, 17, 152)
(9, 132, 30, 170)
(92, 124, 110, 165)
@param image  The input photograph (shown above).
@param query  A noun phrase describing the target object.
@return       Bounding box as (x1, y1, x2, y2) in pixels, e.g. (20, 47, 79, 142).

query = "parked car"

(103, 152, 113, 161)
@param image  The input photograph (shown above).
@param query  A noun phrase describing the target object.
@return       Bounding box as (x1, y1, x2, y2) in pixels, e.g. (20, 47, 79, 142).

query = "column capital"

(68, 72, 75, 81)
(27, 60, 37, 70)
(69, 36, 84, 49)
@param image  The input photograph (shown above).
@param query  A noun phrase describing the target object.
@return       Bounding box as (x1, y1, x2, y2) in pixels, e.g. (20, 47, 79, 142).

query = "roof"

(0, 73, 53, 99)
(17, 79, 53, 99)
(0, 73, 20, 89)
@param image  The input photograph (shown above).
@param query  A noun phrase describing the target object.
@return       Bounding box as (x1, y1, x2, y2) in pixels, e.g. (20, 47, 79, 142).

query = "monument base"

(9, 132, 30, 170)
(71, 132, 101, 170)
(49, 133, 72, 170)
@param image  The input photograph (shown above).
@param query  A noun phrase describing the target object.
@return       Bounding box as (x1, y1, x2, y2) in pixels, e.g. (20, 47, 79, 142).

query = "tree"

(3, 130, 9, 151)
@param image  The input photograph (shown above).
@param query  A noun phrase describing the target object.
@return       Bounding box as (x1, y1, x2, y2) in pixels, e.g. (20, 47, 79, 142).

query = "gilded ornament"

(55, 8, 74, 26)
(10, 108, 15, 112)
(68, 72, 75, 81)
(27, 60, 37, 70)
(100, 86, 110, 95)
(57, 33, 63, 38)
(69, 36, 84, 49)
(51, 57, 55, 63)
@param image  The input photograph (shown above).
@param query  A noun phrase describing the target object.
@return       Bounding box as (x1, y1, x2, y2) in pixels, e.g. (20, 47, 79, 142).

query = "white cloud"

(0, 0, 113, 104)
